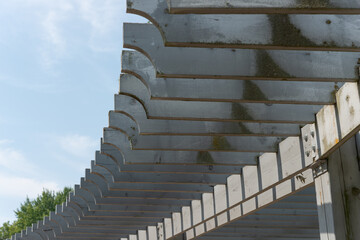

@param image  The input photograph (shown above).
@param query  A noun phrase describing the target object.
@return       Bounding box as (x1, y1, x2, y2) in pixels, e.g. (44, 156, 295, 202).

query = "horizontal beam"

(105, 127, 285, 152)
(102, 131, 260, 165)
(124, 23, 360, 81)
(128, 0, 360, 50)
(166, 0, 360, 14)
(121, 52, 343, 104)
(109, 110, 301, 137)
(115, 94, 322, 123)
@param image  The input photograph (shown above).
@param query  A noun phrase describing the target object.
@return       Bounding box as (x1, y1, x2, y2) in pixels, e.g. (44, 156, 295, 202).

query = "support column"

(314, 136, 360, 240)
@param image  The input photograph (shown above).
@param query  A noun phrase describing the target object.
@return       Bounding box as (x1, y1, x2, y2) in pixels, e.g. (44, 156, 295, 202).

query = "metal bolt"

(304, 134, 308, 142)
(310, 131, 315, 138)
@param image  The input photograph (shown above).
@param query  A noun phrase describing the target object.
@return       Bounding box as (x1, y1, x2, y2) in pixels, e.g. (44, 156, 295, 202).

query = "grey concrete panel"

(58, 228, 137, 235)
(239, 213, 318, 222)
(74, 218, 161, 226)
(43, 217, 62, 237)
(96, 144, 245, 176)
(197, 187, 319, 239)
(14, 233, 22, 240)
(57, 205, 77, 228)
(89, 164, 203, 199)
(197, 237, 319, 240)
(68, 191, 174, 218)
(48, 212, 68, 234)
(37, 219, 55, 240)
(57, 232, 129, 239)
(31, 223, 48, 240)
(124, 23, 360, 80)
(71, 224, 148, 230)
(121, 53, 343, 104)
(101, 171, 227, 186)
(25, 227, 43, 240)
(129, 0, 360, 49)
(110, 92, 302, 136)
(77, 179, 212, 200)
(105, 127, 285, 152)
(55, 237, 126, 240)
(82, 170, 201, 206)
(89, 161, 232, 185)
(54, 237, 125, 240)
(166, 0, 360, 14)
(80, 177, 192, 207)
(115, 94, 322, 123)
(109, 110, 301, 137)
(101, 131, 260, 165)
(100, 143, 251, 172)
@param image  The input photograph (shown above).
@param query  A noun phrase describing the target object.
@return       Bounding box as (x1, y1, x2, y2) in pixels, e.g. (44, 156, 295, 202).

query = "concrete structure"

(9, 0, 360, 239)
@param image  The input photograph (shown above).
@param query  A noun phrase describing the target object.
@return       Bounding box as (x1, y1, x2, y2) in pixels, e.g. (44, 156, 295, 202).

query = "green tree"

(0, 187, 72, 240)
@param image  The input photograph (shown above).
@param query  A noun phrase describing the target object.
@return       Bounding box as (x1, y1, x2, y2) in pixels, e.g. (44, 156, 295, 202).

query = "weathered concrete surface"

(128, 0, 360, 49)
(124, 23, 360, 80)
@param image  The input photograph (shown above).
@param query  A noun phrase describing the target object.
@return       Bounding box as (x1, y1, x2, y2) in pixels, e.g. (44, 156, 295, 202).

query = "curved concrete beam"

(123, 23, 360, 80)
(102, 126, 259, 165)
(128, 0, 360, 49)
(121, 51, 343, 104)
(115, 94, 322, 124)
(165, 0, 360, 14)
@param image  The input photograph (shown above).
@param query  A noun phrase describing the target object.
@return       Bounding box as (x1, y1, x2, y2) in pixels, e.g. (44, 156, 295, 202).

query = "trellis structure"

(8, 0, 360, 239)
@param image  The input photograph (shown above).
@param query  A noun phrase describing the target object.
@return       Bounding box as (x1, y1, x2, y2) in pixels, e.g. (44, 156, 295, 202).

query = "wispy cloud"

(42, 11, 66, 52)
(52, 134, 97, 172)
(77, 0, 125, 52)
(0, 174, 60, 198)
(39, 6, 71, 68)
(0, 139, 13, 145)
(58, 134, 97, 158)
(0, 146, 35, 174)
(0, 139, 60, 199)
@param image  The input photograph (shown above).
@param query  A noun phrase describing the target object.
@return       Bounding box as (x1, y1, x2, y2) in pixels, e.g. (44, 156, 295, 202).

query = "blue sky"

(0, 0, 145, 224)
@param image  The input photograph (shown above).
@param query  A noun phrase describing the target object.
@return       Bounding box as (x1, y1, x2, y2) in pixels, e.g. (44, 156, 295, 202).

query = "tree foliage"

(0, 187, 72, 240)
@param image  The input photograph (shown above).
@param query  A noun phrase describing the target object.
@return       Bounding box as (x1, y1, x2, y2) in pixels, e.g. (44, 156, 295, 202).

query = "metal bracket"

(312, 160, 328, 178)
(301, 124, 319, 166)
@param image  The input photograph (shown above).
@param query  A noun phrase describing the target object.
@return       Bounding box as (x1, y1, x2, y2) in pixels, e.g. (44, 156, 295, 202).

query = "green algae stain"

(231, 103, 253, 120)
(196, 151, 215, 164)
(237, 122, 253, 134)
(268, 14, 316, 48)
(243, 80, 268, 102)
(296, 0, 331, 8)
(212, 136, 233, 151)
(256, 50, 293, 78)
(231, 103, 255, 134)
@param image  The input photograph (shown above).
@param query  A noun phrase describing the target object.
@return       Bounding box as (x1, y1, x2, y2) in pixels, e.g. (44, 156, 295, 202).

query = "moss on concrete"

(197, 151, 214, 164)
(212, 136, 232, 150)
(256, 50, 293, 78)
(268, 14, 316, 48)
(231, 103, 253, 120)
(243, 80, 268, 101)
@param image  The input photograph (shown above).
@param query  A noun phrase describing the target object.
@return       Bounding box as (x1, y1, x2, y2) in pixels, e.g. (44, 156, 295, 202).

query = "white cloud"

(77, 0, 125, 52)
(78, 0, 122, 33)
(0, 139, 13, 145)
(0, 146, 35, 174)
(39, 6, 71, 68)
(42, 11, 66, 52)
(58, 134, 97, 158)
(0, 140, 60, 199)
(0, 174, 59, 198)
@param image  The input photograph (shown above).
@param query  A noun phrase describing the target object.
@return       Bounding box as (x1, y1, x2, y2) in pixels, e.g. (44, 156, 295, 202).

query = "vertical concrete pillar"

(315, 136, 360, 240)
